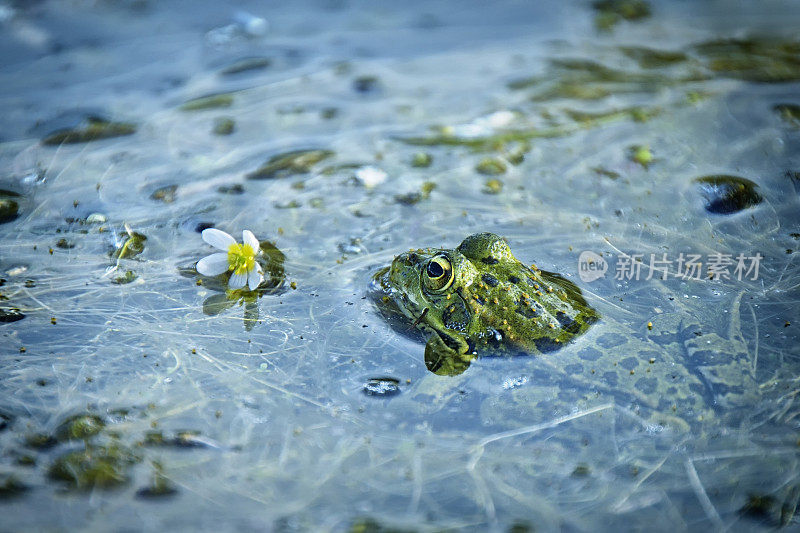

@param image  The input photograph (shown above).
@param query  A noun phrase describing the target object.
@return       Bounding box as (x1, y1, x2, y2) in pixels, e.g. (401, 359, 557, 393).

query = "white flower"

(196, 228, 264, 291)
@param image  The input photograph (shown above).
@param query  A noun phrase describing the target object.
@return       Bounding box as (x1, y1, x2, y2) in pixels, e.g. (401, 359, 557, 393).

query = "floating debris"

(213, 117, 236, 135)
(572, 464, 591, 477)
(142, 430, 219, 449)
(55, 238, 74, 249)
(628, 145, 653, 168)
(338, 238, 364, 255)
(774, 103, 800, 127)
(217, 184, 245, 195)
(0, 307, 25, 323)
(411, 152, 433, 168)
(180, 93, 234, 111)
(619, 46, 688, 68)
(0, 476, 29, 500)
(362, 377, 401, 397)
(0, 190, 21, 224)
(112, 228, 147, 259)
(355, 166, 388, 188)
(592, 167, 620, 180)
(483, 179, 504, 195)
(24, 433, 57, 450)
(476, 157, 507, 175)
(48, 444, 141, 491)
(694, 175, 763, 214)
(320, 107, 338, 120)
(54, 414, 106, 442)
(247, 149, 334, 179)
(219, 56, 271, 76)
(136, 462, 178, 499)
(41, 117, 136, 145)
(353, 75, 381, 94)
(695, 37, 800, 83)
(85, 213, 107, 224)
(395, 182, 436, 205)
(112, 270, 137, 284)
(592, 0, 651, 31)
(150, 185, 178, 203)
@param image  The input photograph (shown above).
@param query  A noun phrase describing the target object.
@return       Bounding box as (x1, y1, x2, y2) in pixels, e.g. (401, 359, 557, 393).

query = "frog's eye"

(423, 255, 454, 292)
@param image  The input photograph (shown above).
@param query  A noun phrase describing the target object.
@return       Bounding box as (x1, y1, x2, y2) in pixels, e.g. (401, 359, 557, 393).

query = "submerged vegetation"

(41, 117, 136, 145)
(0, 0, 799, 531)
(694, 175, 764, 214)
(246, 149, 334, 179)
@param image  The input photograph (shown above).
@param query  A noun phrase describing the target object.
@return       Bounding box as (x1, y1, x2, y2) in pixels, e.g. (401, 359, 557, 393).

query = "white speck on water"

(355, 166, 387, 188)
(502, 375, 529, 390)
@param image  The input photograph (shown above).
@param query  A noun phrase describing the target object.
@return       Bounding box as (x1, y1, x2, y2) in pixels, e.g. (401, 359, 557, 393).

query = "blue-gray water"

(1, 1, 800, 531)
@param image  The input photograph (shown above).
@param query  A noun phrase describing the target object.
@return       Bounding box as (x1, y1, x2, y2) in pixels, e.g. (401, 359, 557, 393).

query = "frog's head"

(378, 233, 512, 352)
(384, 247, 474, 328)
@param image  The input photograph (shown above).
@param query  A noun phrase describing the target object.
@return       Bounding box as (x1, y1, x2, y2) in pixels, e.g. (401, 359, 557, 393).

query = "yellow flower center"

(227, 243, 256, 275)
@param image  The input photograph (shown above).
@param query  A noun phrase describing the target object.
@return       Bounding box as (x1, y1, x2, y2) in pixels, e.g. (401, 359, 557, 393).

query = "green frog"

(372, 232, 599, 375)
(372, 232, 758, 429)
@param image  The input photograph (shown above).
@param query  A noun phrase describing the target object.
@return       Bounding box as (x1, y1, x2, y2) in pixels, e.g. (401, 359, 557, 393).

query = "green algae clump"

(476, 157, 507, 175)
(411, 152, 433, 168)
(0, 190, 21, 224)
(0, 476, 29, 500)
(136, 461, 177, 499)
(180, 93, 234, 111)
(55, 414, 106, 442)
(48, 444, 141, 491)
(774, 104, 800, 127)
(629, 145, 653, 168)
(247, 149, 334, 180)
(592, 0, 651, 31)
(483, 178, 504, 194)
(694, 175, 763, 214)
(150, 184, 178, 203)
(213, 117, 236, 135)
(694, 37, 800, 83)
(42, 117, 136, 145)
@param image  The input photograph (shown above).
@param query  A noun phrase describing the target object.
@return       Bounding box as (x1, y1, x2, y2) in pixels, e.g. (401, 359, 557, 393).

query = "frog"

(371, 233, 759, 430)
(372, 232, 599, 375)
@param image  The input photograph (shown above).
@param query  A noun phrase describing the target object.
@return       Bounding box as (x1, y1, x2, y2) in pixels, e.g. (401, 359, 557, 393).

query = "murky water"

(1, 1, 800, 531)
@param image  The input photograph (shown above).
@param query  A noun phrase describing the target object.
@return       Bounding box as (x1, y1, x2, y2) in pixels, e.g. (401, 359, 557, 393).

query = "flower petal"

(248, 270, 264, 291)
(196, 253, 230, 276)
(242, 230, 259, 251)
(202, 228, 236, 250)
(228, 271, 247, 290)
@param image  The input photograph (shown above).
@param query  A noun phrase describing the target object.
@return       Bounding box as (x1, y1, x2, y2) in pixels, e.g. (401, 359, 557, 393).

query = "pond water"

(1, 0, 800, 531)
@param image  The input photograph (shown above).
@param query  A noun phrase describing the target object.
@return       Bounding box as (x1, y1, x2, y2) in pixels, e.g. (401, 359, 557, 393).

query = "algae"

(483, 178, 504, 194)
(592, 0, 651, 31)
(150, 185, 178, 203)
(694, 175, 763, 214)
(213, 117, 236, 135)
(0, 189, 21, 224)
(774, 104, 800, 127)
(54, 414, 106, 442)
(41, 117, 136, 145)
(410, 152, 433, 168)
(246, 149, 334, 179)
(476, 157, 507, 175)
(180, 93, 234, 111)
(48, 444, 141, 491)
